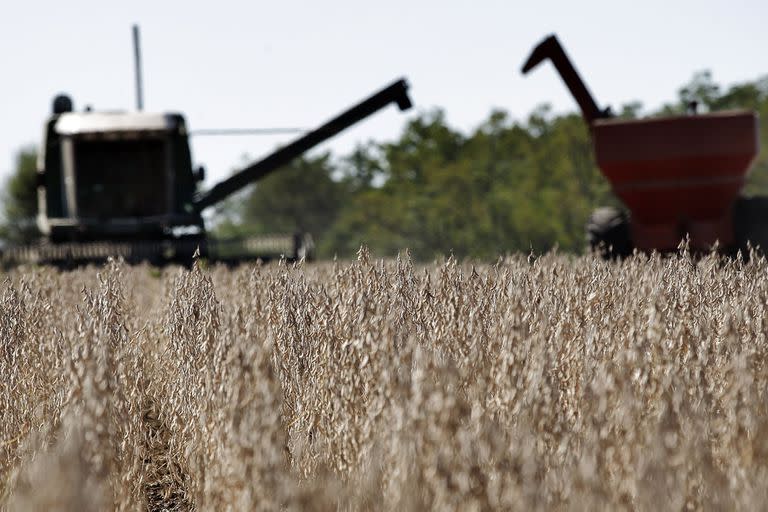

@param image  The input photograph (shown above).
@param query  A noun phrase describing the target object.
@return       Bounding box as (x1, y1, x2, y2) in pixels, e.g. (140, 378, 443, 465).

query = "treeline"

(4, 72, 768, 259)
(221, 71, 768, 259)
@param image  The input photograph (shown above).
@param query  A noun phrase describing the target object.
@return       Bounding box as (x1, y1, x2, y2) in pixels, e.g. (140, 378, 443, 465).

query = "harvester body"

(522, 34, 762, 255)
(38, 111, 202, 243)
(4, 79, 412, 266)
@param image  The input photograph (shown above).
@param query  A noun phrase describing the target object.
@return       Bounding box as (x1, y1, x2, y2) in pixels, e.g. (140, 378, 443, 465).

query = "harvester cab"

(522, 34, 761, 257)
(7, 78, 413, 266)
(38, 101, 203, 243)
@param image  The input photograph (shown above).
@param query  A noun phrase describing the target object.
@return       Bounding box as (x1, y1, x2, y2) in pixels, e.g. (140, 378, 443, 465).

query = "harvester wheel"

(586, 207, 632, 259)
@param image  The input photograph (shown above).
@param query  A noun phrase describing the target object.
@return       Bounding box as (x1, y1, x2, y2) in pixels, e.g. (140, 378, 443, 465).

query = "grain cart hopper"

(522, 34, 761, 257)
(2, 79, 412, 266)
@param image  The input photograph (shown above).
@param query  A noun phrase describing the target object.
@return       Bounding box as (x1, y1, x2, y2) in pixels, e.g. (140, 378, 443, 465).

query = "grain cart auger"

(522, 34, 762, 258)
(1, 79, 412, 267)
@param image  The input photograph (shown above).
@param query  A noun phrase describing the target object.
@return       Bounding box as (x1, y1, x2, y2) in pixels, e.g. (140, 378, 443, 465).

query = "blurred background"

(2, 0, 766, 258)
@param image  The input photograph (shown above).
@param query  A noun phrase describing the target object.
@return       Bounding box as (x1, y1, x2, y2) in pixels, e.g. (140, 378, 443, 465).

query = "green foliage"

(679, 70, 721, 111)
(1, 147, 39, 243)
(217, 71, 768, 260)
(315, 107, 614, 258)
(213, 153, 351, 257)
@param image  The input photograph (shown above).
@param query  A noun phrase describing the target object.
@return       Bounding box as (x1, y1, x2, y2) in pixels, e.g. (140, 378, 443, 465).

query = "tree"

(678, 70, 721, 111)
(221, 73, 768, 260)
(337, 141, 386, 193)
(213, 153, 350, 257)
(1, 147, 39, 244)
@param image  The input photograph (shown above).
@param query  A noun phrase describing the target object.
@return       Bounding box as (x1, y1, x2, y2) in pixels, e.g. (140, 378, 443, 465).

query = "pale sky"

(1, 0, 766, 192)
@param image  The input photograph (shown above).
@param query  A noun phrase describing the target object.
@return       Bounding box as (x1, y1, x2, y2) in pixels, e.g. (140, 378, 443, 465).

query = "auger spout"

(193, 78, 412, 211)
(522, 34, 609, 124)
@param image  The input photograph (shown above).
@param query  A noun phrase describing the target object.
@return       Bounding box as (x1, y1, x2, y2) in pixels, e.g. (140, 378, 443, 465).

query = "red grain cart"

(522, 35, 762, 256)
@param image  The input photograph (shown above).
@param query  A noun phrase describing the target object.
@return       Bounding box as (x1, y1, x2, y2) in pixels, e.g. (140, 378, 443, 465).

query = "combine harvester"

(522, 34, 763, 257)
(1, 27, 413, 267)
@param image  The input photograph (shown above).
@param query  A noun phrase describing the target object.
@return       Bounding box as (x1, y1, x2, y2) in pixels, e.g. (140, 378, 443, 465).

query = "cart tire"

(586, 207, 633, 259)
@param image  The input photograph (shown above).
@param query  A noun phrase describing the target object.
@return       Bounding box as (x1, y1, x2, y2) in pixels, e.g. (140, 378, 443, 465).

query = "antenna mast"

(132, 24, 144, 111)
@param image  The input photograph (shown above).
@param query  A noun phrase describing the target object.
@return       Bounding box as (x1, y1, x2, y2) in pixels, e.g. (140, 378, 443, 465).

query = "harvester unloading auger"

(522, 34, 763, 257)
(1, 79, 412, 267)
